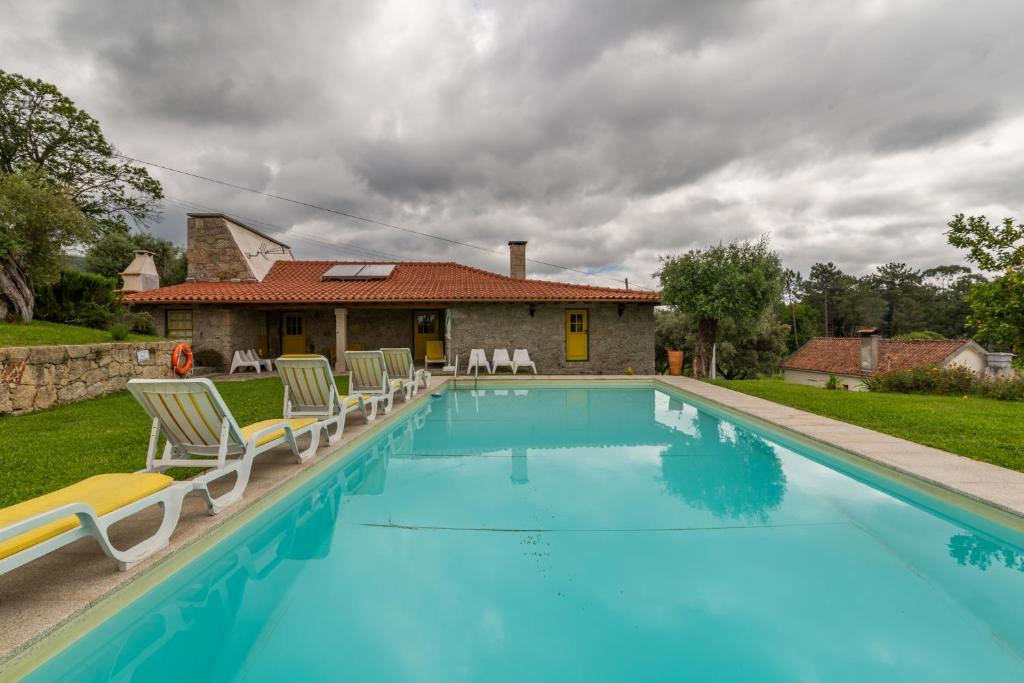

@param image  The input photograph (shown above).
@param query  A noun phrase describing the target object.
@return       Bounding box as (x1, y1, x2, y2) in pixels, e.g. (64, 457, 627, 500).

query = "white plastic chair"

(467, 349, 491, 374)
(492, 349, 514, 374)
(512, 349, 537, 374)
(230, 350, 262, 374)
(248, 350, 273, 372)
(276, 354, 372, 444)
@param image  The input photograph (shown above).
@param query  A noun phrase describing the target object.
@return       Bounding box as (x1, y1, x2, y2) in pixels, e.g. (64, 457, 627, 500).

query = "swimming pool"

(20, 384, 1024, 681)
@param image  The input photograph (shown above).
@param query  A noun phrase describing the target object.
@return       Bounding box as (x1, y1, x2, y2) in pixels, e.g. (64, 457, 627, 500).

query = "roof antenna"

(625, 278, 629, 290)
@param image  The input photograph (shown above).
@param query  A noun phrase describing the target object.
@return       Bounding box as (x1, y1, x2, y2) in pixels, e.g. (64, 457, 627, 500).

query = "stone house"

(782, 328, 1009, 391)
(123, 214, 660, 374)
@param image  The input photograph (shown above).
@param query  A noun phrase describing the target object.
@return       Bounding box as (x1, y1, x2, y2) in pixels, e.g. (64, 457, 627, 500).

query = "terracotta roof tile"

(781, 337, 972, 376)
(124, 260, 661, 305)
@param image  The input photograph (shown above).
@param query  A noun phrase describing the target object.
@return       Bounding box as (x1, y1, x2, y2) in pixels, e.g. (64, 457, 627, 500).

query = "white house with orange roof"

(123, 214, 660, 374)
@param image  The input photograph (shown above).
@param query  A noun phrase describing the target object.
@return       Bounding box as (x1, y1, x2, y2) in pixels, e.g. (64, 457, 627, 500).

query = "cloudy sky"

(2, 0, 1022, 289)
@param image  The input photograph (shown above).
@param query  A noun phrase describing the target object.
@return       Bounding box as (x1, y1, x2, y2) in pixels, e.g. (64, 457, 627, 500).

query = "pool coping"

(4, 374, 1024, 678)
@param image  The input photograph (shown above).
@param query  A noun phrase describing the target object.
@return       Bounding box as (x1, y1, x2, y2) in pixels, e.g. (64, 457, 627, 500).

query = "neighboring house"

(123, 213, 660, 374)
(782, 329, 1005, 391)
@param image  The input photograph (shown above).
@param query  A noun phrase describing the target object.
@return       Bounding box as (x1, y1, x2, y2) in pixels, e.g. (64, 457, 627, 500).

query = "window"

(569, 313, 584, 333)
(166, 310, 193, 341)
(416, 312, 437, 334)
(285, 315, 304, 336)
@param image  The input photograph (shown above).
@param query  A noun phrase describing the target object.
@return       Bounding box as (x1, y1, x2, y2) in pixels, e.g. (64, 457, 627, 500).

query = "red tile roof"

(124, 260, 661, 305)
(782, 337, 975, 376)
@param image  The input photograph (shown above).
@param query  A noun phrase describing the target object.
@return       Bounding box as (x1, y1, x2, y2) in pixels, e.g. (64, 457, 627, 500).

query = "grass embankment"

(0, 375, 350, 507)
(0, 320, 162, 347)
(714, 378, 1024, 473)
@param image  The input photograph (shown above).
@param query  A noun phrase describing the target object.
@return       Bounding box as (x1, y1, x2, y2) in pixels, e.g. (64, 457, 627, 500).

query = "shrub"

(824, 374, 842, 390)
(864, 365, 1024, 401)
(192, 348, 224, 368)
(109, 323, 129, 341)
(893, 331, 947, 340)
(124, 311, 156, 335)
(34, 270, 122, 329)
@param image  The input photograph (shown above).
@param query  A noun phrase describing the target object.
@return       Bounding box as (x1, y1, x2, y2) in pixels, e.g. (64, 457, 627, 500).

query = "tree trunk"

(692, 318, 717, 378)
(0, 257, 34, 322)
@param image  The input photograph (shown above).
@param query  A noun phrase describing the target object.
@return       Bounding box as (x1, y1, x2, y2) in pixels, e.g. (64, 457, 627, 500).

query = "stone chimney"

(858, 327, 880, 373)
(186, 213, 292, 282)
(508, 240, 527, 279)
(119, 250, 160, 292)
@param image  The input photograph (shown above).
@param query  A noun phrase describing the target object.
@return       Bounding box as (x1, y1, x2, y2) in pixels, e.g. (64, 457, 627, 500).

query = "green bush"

(824, 374, 842, 390)
(34, 270, 122, 330)
(109, 323, 129, 341)
(893, 331, 947, 340)
(124, 311, 156, 335)
(864, 365, 1024, 401)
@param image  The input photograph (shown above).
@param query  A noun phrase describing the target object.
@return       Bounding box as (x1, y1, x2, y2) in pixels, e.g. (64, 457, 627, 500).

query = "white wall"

(783, 369, 866, 391)
(225, 221, 294, 281)
(944, 346, 987, 374)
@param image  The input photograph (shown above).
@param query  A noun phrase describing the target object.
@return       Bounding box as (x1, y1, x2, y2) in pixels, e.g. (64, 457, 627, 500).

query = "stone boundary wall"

(0, 340, 181, 416)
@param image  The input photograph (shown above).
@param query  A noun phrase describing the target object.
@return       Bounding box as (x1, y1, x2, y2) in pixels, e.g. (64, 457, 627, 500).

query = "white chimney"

(858, 327, 879, 373)
(119, 250, 160, 292)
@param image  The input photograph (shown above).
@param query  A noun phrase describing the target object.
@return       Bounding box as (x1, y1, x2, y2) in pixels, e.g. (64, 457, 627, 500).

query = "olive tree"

(658, 236, 784, 378)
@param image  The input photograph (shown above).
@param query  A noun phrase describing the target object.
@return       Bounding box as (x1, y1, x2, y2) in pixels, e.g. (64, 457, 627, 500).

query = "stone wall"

(450, 302, 656, 374)
(186, 214, 256, 282)
(0, 341, 181, 415)
(347, 308, 414, 351)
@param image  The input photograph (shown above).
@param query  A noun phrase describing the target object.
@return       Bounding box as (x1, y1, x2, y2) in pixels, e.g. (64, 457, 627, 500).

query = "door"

(282, 313, 306, 354)
(565, 309, 588, 361)
(413, 310, 441, 361)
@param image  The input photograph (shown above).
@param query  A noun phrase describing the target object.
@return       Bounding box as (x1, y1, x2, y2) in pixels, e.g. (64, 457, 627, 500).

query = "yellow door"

(282, 313, 306, 354)
(565, 309, 588, 361)
(414, 310, 440, 361)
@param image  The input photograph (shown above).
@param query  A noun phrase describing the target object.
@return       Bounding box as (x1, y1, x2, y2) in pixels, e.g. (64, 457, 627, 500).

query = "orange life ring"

(171, 343, 193, 376)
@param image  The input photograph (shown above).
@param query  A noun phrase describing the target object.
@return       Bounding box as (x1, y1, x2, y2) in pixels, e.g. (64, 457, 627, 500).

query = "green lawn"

(0, 320, 163, 347)
(714, 378, 1024, 473)
(0, 375, 349, 507)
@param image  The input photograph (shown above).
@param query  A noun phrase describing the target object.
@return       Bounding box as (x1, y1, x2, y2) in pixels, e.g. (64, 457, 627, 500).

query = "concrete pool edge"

(0, 377, 448, 679)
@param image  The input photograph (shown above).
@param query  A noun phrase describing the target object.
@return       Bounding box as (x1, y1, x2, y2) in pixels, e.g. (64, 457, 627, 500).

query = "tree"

(714, 311, 789, 379)
(0, 70, 162, 232)
(0, 172, 93, 320)
(802, 262, 851, 336)
(871, 262, 927, 337)
(85, 230, 187, 286)
(659, 236, 784, 378)
(947, 214, 1024, 366)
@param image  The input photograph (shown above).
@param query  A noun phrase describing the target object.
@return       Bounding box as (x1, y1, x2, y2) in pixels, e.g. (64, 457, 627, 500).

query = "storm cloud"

(2, 0, 1023, 286)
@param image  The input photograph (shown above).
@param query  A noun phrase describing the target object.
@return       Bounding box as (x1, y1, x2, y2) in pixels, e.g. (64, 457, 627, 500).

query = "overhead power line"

(121, 154, 651, 290)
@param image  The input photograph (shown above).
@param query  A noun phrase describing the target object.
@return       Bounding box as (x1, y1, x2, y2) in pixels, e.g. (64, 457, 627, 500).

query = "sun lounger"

(381, 347, 429, 393)
(467, 349, 491, 374)
(128, 378, 328, 514)
(275, 354, 374, 444)
(492, 349, 514, 374)
(425, 340, 446, 369)
(512, 349, 537, 374)
(345, 350, 409, 414)
(0, 473, 190, 573)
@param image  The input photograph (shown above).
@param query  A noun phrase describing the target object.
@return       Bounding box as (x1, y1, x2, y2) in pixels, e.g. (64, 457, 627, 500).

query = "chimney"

(119, 250, 160, 292)
(858, 327, 880, 373)
(508, 240, 527, 279)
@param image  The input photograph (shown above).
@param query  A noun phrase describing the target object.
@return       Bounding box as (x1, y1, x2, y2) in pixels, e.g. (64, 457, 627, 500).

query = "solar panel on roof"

(321, 263, 396, 280)
(357, 264, 396, 278)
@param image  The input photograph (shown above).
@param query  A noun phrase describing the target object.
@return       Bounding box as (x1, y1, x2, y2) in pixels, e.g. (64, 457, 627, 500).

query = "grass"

(714, 378, 1024, 473)
(0, 320, 163, 347)
(0, 374, 349, 507)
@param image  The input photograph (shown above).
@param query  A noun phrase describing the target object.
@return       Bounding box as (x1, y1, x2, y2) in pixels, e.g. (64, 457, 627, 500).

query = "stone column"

(334, 308, 348, 373)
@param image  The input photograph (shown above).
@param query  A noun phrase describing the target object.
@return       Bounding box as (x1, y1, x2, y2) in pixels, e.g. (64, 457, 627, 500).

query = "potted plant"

(666, 348, 684, 376)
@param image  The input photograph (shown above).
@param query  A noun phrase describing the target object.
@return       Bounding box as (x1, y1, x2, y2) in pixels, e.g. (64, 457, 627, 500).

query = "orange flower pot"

(667, 349, 684, 376)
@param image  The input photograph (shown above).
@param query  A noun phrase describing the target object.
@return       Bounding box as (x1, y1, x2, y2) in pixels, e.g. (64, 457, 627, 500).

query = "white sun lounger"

(492, 349, 514, 374)
(275, 355, 374, 444)
(381, 347, 430, 393)
(467, 349, 491, 374)
(0, 473, 190, 573)
(345, 350, 410, 415)
(512, 349, 537, 374)
(128, 378, 328, 514)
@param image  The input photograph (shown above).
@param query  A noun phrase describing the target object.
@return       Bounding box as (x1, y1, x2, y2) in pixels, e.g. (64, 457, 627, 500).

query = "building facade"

(125, 214, 659, 374)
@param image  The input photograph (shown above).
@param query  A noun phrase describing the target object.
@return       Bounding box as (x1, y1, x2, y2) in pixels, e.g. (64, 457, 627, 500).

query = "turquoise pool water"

(24, 385, 1024, 681)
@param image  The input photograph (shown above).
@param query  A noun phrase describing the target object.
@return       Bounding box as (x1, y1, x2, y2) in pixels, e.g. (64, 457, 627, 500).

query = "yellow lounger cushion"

(389, 380, 405, 390)
(345, 396, 368, 408)
(0, 473, 173, 560)
(240, 418, 318, 447)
